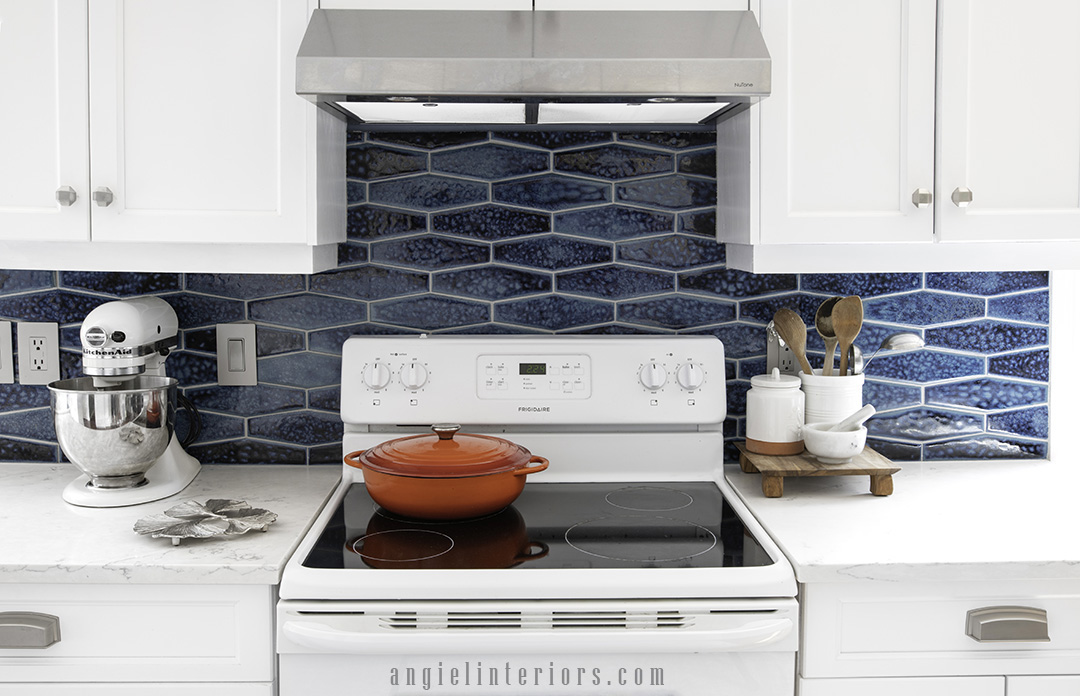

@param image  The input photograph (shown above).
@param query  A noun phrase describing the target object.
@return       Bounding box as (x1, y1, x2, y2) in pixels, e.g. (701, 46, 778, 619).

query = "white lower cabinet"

(0, 584, 273, 690)
(799, 579, 1080, 694)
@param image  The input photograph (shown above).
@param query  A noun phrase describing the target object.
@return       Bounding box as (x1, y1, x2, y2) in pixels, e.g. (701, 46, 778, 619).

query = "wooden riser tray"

(735, 442, 900, 498)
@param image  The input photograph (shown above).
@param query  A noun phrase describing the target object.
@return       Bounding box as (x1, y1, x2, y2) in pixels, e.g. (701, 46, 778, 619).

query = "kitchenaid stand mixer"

(51, 297, 200, 507)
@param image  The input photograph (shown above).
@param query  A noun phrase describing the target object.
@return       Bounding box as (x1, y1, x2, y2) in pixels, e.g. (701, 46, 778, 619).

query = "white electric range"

(277, 335, 798, 696)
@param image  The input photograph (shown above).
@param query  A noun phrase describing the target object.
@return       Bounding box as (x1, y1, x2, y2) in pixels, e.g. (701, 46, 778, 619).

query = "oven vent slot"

(381, 610, 693, 631)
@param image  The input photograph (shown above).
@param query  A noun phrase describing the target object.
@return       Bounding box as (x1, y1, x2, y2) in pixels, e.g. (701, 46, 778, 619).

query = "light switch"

(216, 323, 257, 386)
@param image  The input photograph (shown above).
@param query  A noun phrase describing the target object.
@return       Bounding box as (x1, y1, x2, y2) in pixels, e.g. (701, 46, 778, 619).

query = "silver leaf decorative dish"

(134, 499, 278, 545)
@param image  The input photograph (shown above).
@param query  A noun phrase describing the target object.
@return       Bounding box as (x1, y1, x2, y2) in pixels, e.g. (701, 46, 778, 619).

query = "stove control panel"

(341, 335, 726, 425)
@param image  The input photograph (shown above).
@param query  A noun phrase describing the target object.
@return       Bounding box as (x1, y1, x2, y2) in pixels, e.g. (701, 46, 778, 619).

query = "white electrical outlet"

(0, 321, 13, 384)
(17, 322, 60, 385)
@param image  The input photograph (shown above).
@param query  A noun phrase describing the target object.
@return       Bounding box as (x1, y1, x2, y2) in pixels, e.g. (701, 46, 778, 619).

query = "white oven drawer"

(801, 579, 1080, 678)
(0, 584, 273, 684)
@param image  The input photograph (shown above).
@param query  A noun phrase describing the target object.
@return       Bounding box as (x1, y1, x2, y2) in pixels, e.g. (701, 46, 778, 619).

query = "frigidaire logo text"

(518, 406, 551, 412)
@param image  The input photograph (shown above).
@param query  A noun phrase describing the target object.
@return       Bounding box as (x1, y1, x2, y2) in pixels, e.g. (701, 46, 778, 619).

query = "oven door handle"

(282, 617, 793, 654)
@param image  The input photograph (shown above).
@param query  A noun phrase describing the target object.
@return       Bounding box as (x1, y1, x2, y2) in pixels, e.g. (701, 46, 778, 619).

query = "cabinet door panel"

(88, 0, 313, 244)
(322, 1, 531, 8)
(937, 0, 1080, 241)
(534, 1, 747, 9)
(0, 0, 89, 241)
(1007, 675, 1080, 696)
(755, 0, 936, 245)
(800, 676, 1004, 696)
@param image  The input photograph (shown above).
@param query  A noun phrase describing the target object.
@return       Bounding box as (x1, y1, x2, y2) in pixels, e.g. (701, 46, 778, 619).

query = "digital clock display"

(519, 362, 547, 376)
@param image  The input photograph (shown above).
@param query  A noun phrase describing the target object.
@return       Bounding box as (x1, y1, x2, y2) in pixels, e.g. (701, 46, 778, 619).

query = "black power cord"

(177, 393, 202, 448)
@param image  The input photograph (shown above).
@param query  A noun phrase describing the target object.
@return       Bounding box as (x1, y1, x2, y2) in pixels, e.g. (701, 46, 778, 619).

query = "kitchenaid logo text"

(83, 348, 133, 356)
(518, 406, 551, 412)
(390, 662, 664, 691)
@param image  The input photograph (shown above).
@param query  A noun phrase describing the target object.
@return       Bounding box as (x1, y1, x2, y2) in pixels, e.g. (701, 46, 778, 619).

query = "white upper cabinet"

(725, 0, 1080, 272)
(0, 0, 344, 273)
(322, 1, 532, 8)
(936, 0, 1080, 242)
(0, 1, 89, 242)
(534, 1, 747, 9)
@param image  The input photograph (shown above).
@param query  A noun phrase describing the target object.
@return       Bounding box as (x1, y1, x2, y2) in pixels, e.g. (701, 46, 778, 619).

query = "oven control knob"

(401, 362, 428, 390)
(362, 362, 392, 390)
(676, 362, 705, 391)
(638, 362, 667, 390)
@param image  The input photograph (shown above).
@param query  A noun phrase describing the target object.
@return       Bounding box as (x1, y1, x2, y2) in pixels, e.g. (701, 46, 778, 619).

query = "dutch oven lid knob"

(431, 423, 460, 441)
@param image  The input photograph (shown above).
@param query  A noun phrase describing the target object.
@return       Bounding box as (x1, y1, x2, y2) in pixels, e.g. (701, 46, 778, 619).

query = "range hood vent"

(296, 9, 770, 131)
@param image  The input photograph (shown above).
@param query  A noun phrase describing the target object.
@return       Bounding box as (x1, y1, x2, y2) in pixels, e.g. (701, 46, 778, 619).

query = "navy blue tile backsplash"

(0, 131, 1051, 465)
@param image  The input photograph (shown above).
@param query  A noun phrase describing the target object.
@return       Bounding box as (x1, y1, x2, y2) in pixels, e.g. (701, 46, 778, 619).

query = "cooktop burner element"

(304, 481, 771, 571)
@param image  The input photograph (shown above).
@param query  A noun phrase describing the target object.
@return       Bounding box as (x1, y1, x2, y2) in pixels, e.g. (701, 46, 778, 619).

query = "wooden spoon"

(833, 296, 864, 376)
(771, 308, 814, 375)
(814, 296, 842, 376)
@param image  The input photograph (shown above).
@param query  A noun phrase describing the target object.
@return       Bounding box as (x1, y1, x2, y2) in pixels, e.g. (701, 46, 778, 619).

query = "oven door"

(278, 598, 797, 696)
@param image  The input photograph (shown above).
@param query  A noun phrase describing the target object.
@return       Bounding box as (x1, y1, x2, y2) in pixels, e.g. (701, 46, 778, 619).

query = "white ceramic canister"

(799, 369, 865, 425)
(746, 367, 805, 455)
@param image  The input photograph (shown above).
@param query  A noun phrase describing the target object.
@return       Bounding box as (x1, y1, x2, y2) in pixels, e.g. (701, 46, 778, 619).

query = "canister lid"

(750, 367, 802, 389)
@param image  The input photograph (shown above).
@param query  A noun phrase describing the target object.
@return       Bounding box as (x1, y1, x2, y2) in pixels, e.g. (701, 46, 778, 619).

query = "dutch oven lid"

(359, 424, 535, 478)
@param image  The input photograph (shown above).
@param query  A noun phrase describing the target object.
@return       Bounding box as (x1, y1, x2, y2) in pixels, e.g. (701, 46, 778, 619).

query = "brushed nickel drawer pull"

(0, 612, 61, 649)
(965, 606, 1049, 643)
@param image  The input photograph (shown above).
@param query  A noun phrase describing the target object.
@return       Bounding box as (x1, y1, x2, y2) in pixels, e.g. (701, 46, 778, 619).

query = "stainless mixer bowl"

(49, 376, 177, 489)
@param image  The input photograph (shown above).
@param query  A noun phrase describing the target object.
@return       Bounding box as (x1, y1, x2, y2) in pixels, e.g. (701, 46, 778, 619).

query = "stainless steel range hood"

(296, 9, 770, 130)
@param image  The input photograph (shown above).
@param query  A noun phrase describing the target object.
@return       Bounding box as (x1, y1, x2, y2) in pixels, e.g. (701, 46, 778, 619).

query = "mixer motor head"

(81, 297, 179, 387)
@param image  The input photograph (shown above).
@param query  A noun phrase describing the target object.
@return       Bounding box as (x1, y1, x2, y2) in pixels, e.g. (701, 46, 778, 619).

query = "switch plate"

(0, 321, 13, 384)
(16, 322, 60, 385)
(216, 323, 257, 386)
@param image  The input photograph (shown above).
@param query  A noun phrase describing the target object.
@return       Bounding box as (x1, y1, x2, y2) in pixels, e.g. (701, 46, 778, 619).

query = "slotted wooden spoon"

(771, 308, 814, 375)
(833, 296, 864, 376)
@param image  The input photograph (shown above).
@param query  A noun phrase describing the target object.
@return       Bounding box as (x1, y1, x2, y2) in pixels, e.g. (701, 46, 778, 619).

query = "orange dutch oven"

(343, 424, 549, 520)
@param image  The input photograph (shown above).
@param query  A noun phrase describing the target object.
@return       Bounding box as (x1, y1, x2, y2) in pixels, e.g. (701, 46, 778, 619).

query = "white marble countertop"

(0, 463, 340, 585)
(725, 457, 1080, 584)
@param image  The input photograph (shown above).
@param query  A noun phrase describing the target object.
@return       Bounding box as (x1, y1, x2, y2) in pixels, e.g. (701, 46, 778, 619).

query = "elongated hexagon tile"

(494, 132, 613, 150)
(188, 439, 306, 465)
(249, 294, 367, 330)
(495, 295, 613, 330)
(494, 236, 612, 270)
(433, 205, 550, 241)
(679, 210, 716, 237)
(255, 327, 306, 357)
(868, 351, 984, 383)
(309, 323, 421, 355)
(181, 411, 244, 444)
(184, 385, 302, 419)
(616, 176, 716, 210)
(310, 443, 344, 465)
(185, 274, 305, 299)
(259, 352, 342, 388)
(311, 266, 429, 300)
(926, 378, 1047, 411)
(616, 132, 716, 149)
(368, 132, 488, 149)
(347, 206, 427, 240)
(369, 175, 488, 211)
(554, 145, 673, 180)
(59, 272, 180, 296)
(166, 352, 218, 388)
(0, 290, 111, 324)
(347, 180, 366, 205)
(866, 408, 984, 442)
(988, 406, 1048, 439)
(434, 267, 550, 300)
(372, 296, 490, 331)
(248, 411, 344, 446)
(493, 175, 611, 211)
(677, 150, 716, 176)
(371, 236, 489, 270)
(865, 439, 923, 462)
(309, 386, 341, 413)
(863, 381, 923, 411)
(0, 384, 51, 411)
(338, 242, 368, 267)
(169, 293, 245, 328)
(800, 273, 922, 297)
(618, 235, 724, 270)
(864, 291, 985, 326)
(988, 290, 1049, 324)
(989, 349, 1049, 382)
(926, 271, 1049, 295)
(0, 408, 55, 442)
(617, 295, 735, 330)
(925, 320, 1048, 354)
(679, 268, 795, 298)
(432, 144, 549, 180)
(925, 436, 1046, 460)
(737, 294, 822, 325)
(688, 324, 765, 360)
(556, 266, 674, 299)
(0, 436, 56, 462)
(554, 206, 673, 240)
(0, 270, 54, 295)
(346, 144, 427, 180)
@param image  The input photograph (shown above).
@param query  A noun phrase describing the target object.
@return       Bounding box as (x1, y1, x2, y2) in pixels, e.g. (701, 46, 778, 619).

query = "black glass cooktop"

(302, 482, 772, 571)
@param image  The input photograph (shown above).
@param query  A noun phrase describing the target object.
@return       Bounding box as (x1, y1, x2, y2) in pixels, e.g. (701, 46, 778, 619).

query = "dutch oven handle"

(343, 450, 365, 469)
(513, 541, 549, 564)
(515, 456, 548, 477)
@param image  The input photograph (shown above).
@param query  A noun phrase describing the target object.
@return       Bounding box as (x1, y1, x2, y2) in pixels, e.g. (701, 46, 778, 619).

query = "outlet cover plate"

(0, 321, 13, 384)
(17, 322, 60, 385)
